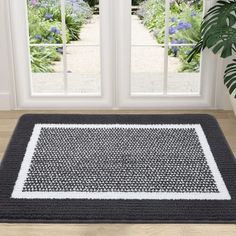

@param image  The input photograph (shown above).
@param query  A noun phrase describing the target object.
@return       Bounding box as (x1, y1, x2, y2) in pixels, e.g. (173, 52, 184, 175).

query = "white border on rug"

(11, 124, 231, 200)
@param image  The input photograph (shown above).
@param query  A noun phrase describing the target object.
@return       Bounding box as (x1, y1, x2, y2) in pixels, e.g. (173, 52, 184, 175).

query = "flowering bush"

(28, 0, 92, 72)
(137, 0, 203, 72)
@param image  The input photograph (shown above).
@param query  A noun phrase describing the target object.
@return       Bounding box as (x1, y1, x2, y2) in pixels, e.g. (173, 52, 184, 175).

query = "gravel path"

(32, 15, 200, 94)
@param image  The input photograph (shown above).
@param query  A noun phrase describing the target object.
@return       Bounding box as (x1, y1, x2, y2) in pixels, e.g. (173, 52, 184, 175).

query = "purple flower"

(177, 21, 185, 30)
(171, 46, 179, 56)
(34, 34, 42, 40)
(50, 27, 60, 35)
(191, 11, 196, 17)
(50, 27, 57, 33)
(30, 0, 37, 6)
(56, 47, 63, 54)
(171, 39, 178, 44)
(47, 36, 54, 42)
(184, 22, 192, 29)
(170, 17, 177, 22)
(71, 4, 85, 13)
(45, 13, 53, 20)
(177, 21, 192, 30)
(176, 39, 186, 44)
(169, 0, 176, 4)
(169, 26, 177, 35)
(171, 39, 185, 45)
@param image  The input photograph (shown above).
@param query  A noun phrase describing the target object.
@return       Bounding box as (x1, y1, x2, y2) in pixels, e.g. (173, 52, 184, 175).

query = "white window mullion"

(60, 0, 68, 94)
(163, 0, 170, 95)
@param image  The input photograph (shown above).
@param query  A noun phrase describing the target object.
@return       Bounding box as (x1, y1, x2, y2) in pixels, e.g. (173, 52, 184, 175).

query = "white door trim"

(9, 0, 114, 109)
(5, 0, 231, 110)
(115, 0, 220, 109)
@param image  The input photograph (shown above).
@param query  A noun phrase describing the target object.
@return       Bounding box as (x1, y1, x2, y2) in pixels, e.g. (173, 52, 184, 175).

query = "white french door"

(10, 0, 114, 109)
(115, 0, 217, 109)
(9, 0, 218, 109)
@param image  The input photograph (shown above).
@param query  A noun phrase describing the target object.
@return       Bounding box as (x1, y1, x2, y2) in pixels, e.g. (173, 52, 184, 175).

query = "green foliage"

(188, 0, 236, 96)
(132, 0, 145, 6)
(224, 59, 236, 97)
(188, 0, 236, 60)
(28, 0, 92, 72)
(65, 10, 85, 41)
(30, 46, 61, 73)
(137, 0, 203, 72)
(28, 6, 66, 44)
(84, 0, 98, 7)
(138, 0, 166, 43)
(169, 3, 202, 72)
(178, 47, 201, 72)
(172, 6, 202, 44)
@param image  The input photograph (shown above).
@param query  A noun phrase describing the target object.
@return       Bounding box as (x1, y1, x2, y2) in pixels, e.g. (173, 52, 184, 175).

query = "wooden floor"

(0, 110, 236, 236)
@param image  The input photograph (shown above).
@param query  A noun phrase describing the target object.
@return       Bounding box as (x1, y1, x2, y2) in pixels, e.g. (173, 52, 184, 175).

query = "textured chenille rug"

(0, 114, 236, 223)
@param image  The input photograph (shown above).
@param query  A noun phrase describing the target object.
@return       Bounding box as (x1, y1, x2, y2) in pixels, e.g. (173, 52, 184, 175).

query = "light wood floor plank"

(0, 224, 235, 236)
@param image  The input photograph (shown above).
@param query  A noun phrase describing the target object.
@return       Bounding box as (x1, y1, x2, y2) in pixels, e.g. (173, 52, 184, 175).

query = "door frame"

(8, 0, 115, 109)
(115, 0, 220, 109)
(7, 0, 226, 110)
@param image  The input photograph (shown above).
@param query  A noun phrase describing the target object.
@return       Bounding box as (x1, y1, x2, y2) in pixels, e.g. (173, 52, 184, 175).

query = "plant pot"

(230, 93, 236, 116)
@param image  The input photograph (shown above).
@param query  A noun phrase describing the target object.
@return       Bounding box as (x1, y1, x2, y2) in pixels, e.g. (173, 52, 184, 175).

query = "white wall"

(215, 57, 234, 110)
(0, 1, 15, 110)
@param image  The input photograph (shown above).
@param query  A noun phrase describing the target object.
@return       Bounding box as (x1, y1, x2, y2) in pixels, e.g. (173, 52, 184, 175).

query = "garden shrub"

(28, 0, 92, 72)
(84, 0, 99, 7)
(137, 0, 203, 72)
(30, 46, 61, 73)
(132, 0, 145, 6)
(137, 0, 166, 43)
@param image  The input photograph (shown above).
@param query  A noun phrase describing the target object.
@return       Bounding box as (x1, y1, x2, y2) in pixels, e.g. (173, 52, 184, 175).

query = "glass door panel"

(30, 45, 64, 94)
(11, 0, 112, 108)
(131, 46, 164, 94)
(12, 0, 215, 109)
(130, 0, 203, 96)
(67, 45, 101, 94)
(167, 0, 203, 94)
(131, 1, 165, 95)
(26, 0, 101, 95)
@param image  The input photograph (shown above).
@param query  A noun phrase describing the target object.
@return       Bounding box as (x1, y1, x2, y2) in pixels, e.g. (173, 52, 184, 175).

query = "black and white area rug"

(0, 114, 236, 223)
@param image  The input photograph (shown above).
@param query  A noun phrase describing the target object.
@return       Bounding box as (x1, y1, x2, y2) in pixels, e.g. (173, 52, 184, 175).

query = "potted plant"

(187, 0, 236, 115)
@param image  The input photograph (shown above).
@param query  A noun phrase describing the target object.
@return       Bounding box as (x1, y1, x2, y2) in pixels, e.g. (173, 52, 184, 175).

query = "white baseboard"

(0, 92, 11, 110)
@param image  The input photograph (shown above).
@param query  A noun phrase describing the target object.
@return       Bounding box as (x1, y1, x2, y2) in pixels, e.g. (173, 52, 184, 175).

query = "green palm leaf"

(224, 59, 236, 97)
(187, 0, 236, 61)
